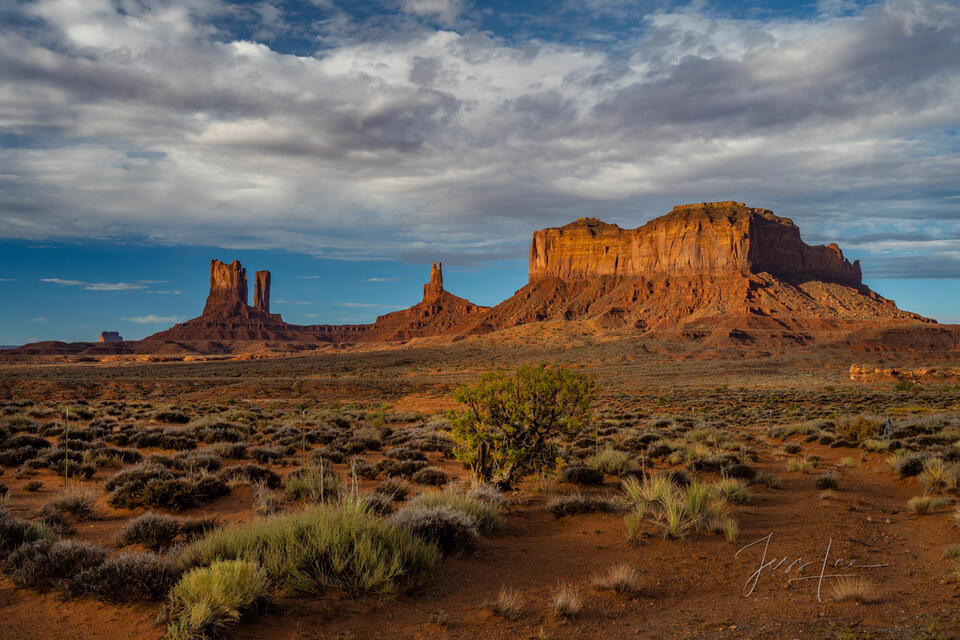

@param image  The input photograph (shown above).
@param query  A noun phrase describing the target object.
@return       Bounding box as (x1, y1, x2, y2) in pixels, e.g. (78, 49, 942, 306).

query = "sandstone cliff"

(476, 202, 928, 343)
(529, 202, 861, 286)
(98, 331, 122, 343)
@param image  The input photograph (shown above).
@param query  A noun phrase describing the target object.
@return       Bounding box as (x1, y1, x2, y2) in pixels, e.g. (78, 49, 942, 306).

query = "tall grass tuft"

(178, 499, 440, 596)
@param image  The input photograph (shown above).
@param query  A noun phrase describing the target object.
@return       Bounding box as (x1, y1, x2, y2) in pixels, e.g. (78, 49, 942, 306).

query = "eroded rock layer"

(529, 202, 861, 287)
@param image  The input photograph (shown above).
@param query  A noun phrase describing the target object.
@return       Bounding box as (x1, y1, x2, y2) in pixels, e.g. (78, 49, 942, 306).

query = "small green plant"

(164, 560, 270, 640)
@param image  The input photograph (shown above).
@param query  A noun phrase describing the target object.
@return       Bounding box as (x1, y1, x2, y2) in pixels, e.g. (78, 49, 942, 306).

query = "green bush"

(178, 501, 440, 596)
(165, 560, 269, 640)
(451, 364, 596, 489)
(405, 489, 502, 533)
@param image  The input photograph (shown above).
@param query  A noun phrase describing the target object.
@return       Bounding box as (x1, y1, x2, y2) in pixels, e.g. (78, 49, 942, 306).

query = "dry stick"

(63, 407, 69, 490)
(301, 409, 306, 469)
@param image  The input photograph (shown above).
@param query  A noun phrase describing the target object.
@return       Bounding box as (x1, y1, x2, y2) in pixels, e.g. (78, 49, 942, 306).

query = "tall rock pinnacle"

(203, 259, 248, 313)
(423, 262, 444, 301)
(254, 271, 271, 313)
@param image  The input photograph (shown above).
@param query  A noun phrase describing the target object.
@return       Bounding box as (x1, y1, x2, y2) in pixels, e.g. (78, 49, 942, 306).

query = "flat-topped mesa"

(529, 201, 862, 287)
(423, 262, 444, 301)
(253, 271, 271, 313)
(204, 259, 247, 313)
(98, 331, 122, 343)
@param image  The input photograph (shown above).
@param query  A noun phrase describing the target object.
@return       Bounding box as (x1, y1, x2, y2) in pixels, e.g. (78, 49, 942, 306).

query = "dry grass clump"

(753, 471, 782, 489)
(829, 577, 880, 603)
(550, 582, 582, 620)
(590, 563, 642, 595)
(908, 496, 951, 516)
(488, 586, 524, 620)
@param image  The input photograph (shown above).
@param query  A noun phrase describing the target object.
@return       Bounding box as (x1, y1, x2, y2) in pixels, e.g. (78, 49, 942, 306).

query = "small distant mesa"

(98, 331, 122, 343)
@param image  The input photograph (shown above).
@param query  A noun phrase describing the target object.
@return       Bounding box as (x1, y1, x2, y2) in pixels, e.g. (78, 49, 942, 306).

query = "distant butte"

(4, 201, 946, 356)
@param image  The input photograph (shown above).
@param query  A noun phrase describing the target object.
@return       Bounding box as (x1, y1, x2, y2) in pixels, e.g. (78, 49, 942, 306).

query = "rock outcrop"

(253, 271, 271, 313)
(204, 260, 248, 313)
(98, 331, 122, 343)
(368, 263, 490, 340)
(529, 202, 861, 286)
(476, 202, 929, 342)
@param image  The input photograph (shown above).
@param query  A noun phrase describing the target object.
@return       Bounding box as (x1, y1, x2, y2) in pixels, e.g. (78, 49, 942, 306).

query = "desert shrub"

(724, 463, 756, 481)
(815, 473, 839, 490)
(178, 501, 440, 596)
(40, 487, 98, 522)
(389, 506, 479, 555)
(219, 464, 281, 489)
(895, 453, 927, 478)
(451, 364, 596, 489)
(132, 428, 197, 450)
(3, 539, 107, 591)
(70, 551, 179, 602)
(547, 492, 624, 517)
(0, 508, 55, 554)
(405, 489, 503, 533)
(248, 446, 283, 464)
(559, 464, 605, 485)
(106, 463, 229, 511)
(173, 451, 223, 473)
(24, 480, 42, 492)
(284, 466, 341, 503)
(154, 409, 190, 424)
(117, 512, 183, 550)
(211, 443, 248, 459)
(385, 447, 427, 461)
(411, 467, 448, 486)
(586, 447, 637, 475)
(164, 560, 270, 640)
(835, 416, 880, 443)
(374, 477, 412, 501)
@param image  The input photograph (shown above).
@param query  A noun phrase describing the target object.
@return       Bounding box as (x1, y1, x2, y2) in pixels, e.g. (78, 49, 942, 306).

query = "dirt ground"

(1, 330, 959, 640)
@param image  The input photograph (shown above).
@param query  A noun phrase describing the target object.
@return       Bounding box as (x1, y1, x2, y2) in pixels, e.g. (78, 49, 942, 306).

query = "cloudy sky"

(1, 0, 958, 343)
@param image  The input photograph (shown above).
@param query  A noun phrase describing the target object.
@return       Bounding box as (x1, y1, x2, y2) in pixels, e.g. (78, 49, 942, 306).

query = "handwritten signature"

(735, 533, 888, 601)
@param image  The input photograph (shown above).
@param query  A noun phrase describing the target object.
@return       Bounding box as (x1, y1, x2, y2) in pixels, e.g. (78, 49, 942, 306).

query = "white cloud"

(124, 314, 185, 324)
(41, 278, 146, 291)
(0, 0, 957, 277)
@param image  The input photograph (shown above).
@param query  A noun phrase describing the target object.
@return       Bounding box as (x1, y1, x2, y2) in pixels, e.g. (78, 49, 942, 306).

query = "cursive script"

(735, 533, 888, 601)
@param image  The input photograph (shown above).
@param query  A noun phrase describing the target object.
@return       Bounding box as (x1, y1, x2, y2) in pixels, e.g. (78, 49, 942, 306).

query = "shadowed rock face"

(98, 331, 122, 343)
(529, 202, 861, 287)
(204, 260, 247, 312)
(253, 271, 271, 313)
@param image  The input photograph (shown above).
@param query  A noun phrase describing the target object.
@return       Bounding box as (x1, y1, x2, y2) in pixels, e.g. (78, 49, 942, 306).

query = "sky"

(0, 0, 958, 344)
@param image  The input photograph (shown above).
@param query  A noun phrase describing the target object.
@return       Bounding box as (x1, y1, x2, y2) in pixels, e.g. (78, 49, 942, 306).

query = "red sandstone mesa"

(98, 331, 122, 343)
